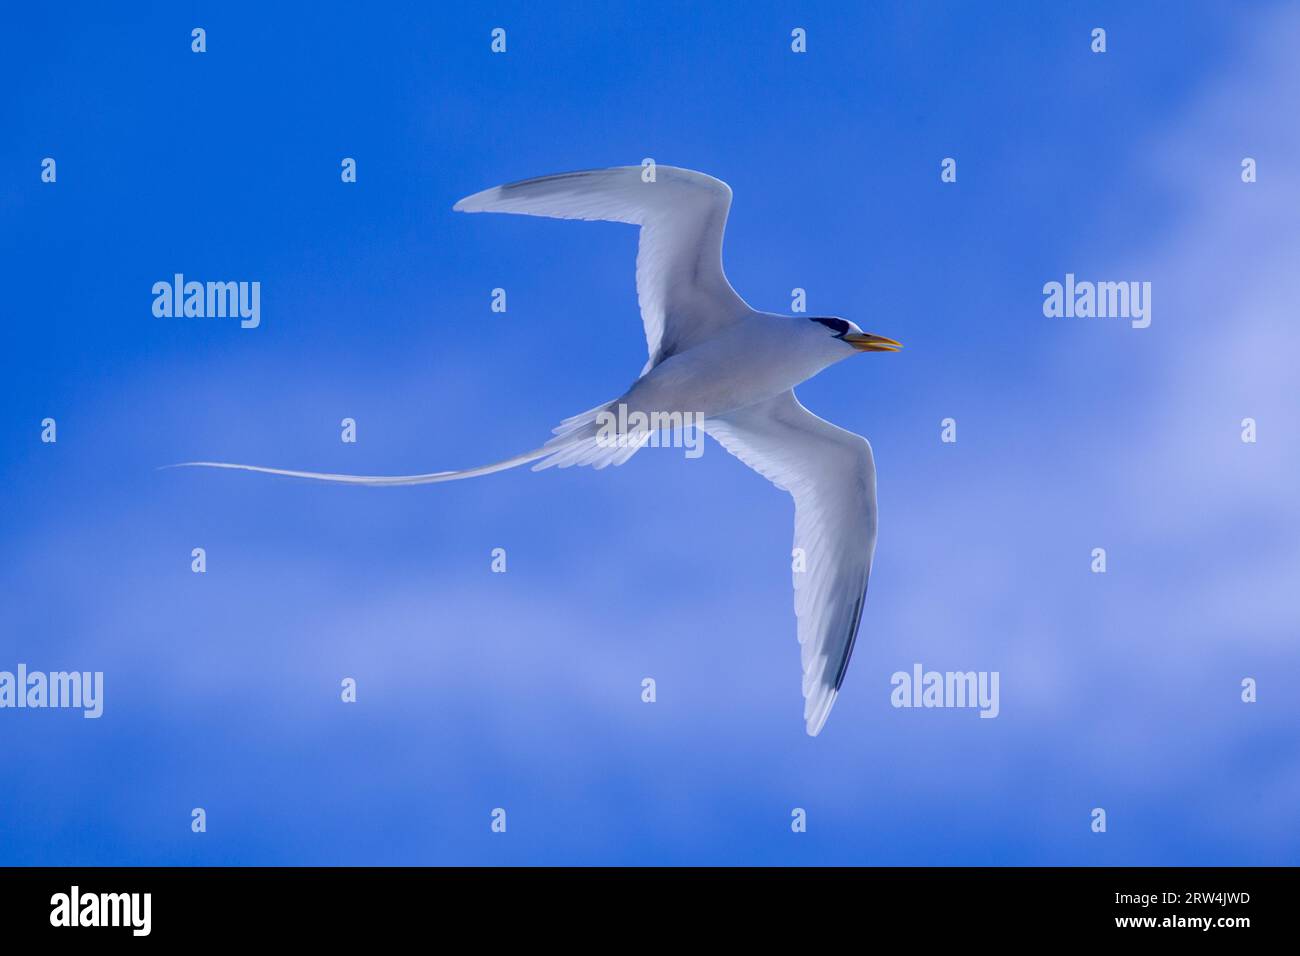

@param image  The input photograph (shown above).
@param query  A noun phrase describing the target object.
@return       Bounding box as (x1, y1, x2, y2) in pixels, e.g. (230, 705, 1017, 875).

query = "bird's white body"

(178, 165, 900, 736)
(622, 312, 852, 420)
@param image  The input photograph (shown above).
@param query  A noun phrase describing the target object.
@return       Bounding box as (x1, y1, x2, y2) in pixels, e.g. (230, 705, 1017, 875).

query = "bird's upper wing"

(705, 390, 878, 736)
(454, 166, 750, 373)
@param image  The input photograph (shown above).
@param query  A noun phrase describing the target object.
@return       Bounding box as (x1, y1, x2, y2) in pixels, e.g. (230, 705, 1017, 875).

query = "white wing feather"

(454, 166, 750, 373)
(706, 390, 878, 736)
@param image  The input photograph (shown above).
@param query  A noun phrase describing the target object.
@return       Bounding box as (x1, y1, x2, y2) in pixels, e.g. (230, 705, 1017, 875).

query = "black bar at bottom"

(0, 866, 1284, 940)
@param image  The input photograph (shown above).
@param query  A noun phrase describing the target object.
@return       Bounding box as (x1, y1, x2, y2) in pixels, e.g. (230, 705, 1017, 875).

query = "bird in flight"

(180, 166, 902, 735)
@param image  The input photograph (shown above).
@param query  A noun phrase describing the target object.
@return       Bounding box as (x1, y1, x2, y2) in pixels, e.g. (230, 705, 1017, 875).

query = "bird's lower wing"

(453, 166, 750, 373)
(706, 391, 878, 736)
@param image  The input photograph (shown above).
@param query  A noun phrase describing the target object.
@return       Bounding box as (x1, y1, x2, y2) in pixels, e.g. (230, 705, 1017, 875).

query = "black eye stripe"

(810, 317, 850, 338)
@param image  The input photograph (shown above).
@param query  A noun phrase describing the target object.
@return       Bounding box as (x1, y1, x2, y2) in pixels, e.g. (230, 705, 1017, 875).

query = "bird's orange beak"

(843, 332, 903, 353)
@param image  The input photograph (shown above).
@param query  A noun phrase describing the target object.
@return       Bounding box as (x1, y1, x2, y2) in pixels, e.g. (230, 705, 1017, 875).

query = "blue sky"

(2, 1, 1297, 865)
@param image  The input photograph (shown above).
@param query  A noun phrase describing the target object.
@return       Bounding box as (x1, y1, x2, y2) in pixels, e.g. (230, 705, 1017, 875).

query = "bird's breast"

(628, 324, 832, 419)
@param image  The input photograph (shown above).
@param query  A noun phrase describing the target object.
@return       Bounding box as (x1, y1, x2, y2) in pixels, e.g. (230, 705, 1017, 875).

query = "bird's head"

(807, 317, 903, 354)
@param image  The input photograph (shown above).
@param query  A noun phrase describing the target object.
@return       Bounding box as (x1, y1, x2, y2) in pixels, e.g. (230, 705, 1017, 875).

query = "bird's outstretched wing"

(454, 165, 750, 373)
(705, 390, 878, 736)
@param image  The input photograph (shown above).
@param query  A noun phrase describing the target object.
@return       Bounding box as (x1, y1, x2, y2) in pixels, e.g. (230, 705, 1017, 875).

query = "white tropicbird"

(180, 166, 902, 735)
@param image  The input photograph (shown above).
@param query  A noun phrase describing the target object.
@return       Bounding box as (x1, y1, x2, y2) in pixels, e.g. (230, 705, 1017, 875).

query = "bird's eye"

(810, 317, 850, 338)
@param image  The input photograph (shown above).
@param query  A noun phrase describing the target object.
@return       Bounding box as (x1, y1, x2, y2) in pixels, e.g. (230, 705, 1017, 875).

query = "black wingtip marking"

(832, 581, 868, 692)
(499, 170, 597, 193)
